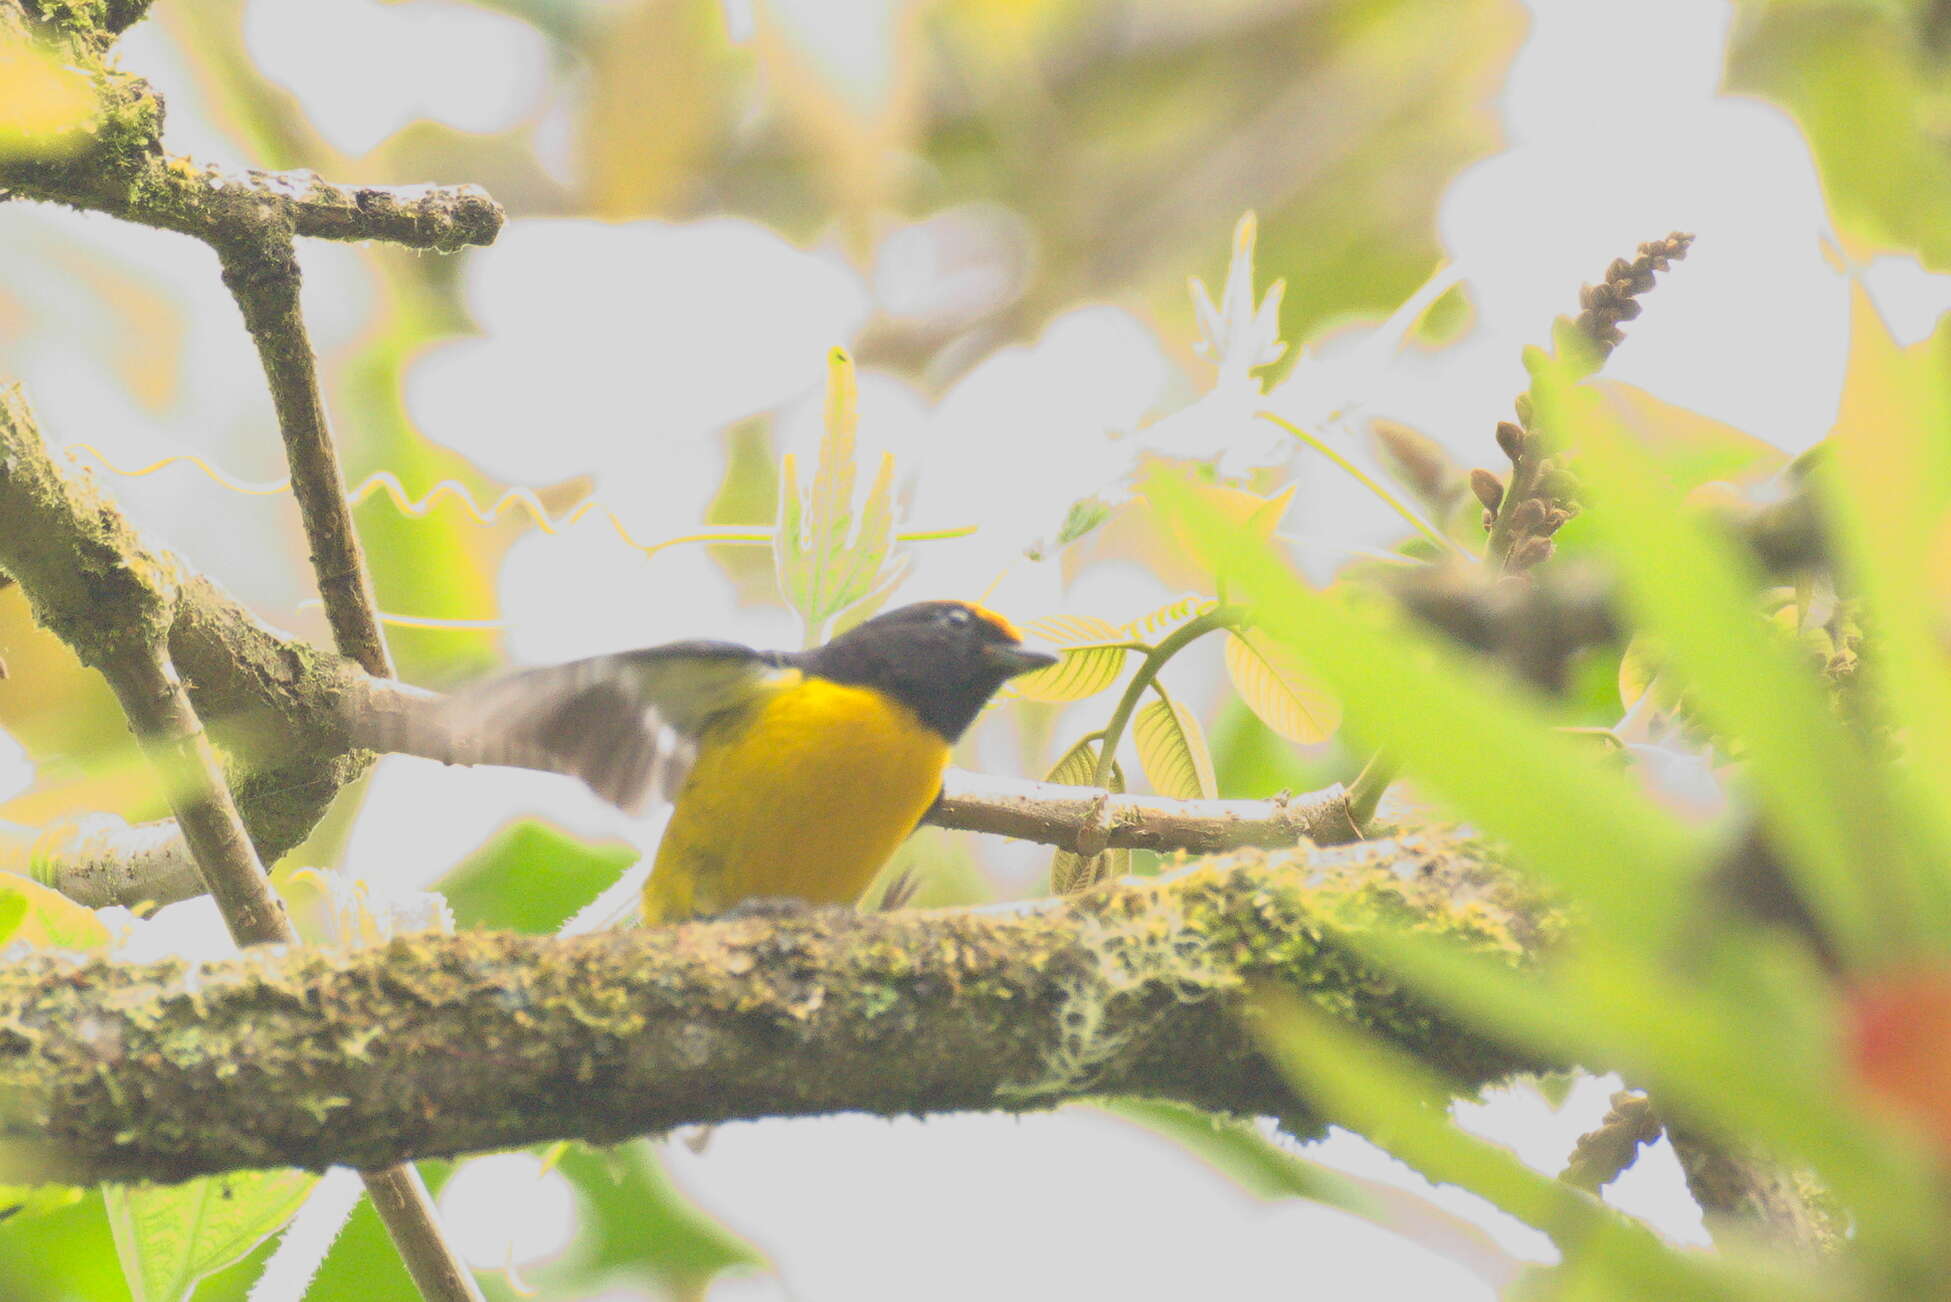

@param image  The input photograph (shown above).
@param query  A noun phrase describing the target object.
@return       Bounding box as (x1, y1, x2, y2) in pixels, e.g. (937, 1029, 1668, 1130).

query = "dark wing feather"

(428, 640, 781, 815)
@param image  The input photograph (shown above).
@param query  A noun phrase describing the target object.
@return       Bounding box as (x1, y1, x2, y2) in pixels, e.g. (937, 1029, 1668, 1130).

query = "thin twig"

(216, 231, 394, 677)
(6, 153, 504, 254)
(96, 643, 288, 940)
(932, 768, 1362, 853)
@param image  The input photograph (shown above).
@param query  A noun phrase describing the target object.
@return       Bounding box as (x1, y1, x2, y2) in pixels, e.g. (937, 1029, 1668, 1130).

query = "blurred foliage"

(439, 818, 637, 932)
(1730, 0, 1951, 268)
(106, 1171, 317, 1302)
(1156, 295, 1951, 1297)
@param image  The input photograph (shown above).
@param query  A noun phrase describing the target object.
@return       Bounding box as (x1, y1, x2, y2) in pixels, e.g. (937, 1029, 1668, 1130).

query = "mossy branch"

(0, 843, 1558, 1186)
(1, 3, 501, 254)
(0, 387, 481, 1299)
(3, 0, 503, 687)
(0, 385, 378, 870)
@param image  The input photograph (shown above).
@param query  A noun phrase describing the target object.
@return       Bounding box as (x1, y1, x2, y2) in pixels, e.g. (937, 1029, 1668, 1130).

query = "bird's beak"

(982, 639, 1060, 676)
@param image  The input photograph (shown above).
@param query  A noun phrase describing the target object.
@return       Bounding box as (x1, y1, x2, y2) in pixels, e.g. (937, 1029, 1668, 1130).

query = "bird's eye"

(941, 606, 974, 628)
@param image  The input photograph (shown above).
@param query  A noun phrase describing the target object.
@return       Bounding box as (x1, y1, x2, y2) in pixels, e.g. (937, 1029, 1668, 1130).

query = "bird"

(417, 600, 1057, 923)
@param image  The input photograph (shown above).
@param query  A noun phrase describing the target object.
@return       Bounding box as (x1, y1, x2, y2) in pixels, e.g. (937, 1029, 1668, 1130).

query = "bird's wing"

(433, 640, 788, 814)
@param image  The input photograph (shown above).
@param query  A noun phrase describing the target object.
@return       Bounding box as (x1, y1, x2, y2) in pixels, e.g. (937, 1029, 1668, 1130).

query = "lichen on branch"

(0, 841, 1558, 1185)
(2, 2, 501, 254)
(0, 384, 375, 867)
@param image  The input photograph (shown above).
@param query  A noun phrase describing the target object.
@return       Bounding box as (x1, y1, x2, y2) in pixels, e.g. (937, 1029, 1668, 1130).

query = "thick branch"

(1667, 1126, 1844, 1256)
(0, 845, 1555, 1186)
(0, 408, 470, 1299)
(0, 815, 204, 909)
(0, 385, 373, 868)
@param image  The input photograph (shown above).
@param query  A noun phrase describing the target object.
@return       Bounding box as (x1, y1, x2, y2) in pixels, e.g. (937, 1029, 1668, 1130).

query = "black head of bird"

(798, 600, 1057, 742)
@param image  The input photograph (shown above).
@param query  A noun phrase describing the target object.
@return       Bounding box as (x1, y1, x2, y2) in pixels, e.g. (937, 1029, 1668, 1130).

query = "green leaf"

(1132, 693, 1216, 800)
(1547, 353, 1946, 962)
(1351, 925, 1939, 1256)
(1010, 616, 1129, 703)
(0, 1183, 84, 1223)
(554, 1142, 762, 1293)
(1222, 628, 1340, 744)
(1149, 469, 1701, 940)
(437, 819, 640, 933)
(1729, 8, 1951, 267)
(830, 449, 898, 611)
(1812, 293, 1951, 912)
(1123, 594, 1215, 639)
(1105, 1100, 1523, 1289)
(7, 876, 109, 951)
(777, 449, 805, 602)
(775, 347, 902, 641)
(1615, 635, 1664, 715)
(1248, 989, 1830, 1302)
(0, 883, 28, 948)
(107, 1170, 316, 1302)
(1053, 495, 1112, 548)
(1593, 380, 1788, 490)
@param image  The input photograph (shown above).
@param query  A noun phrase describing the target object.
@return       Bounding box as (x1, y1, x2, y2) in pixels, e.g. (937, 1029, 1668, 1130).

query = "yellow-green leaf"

(1248, 987, 1828, 1302)
(1224, 628, 1340, 743)
(0, 883, 27, 948)
(0, 39, 95, 162)
(775, 347, 901, 641)
(1132, 695, 1216, 800)
(1051, 845, 1128, 895)
(1028, 614, 1125, 648)
(1044, 736, 1128, 893)
(1053, 733, 1115, 784)
(1543, 342, 1936, 961)
(0, 1183, 84, 1223)
(1123, 594, 1215, 640)
(1617, 635, 1657, 714)
(1816, 290, 1951, 887)
(107, 1170, 317, 1302)
(1148, 469, 1700, 940)
(1011, 616, 1129, 702)
(7, 877, 109, 951)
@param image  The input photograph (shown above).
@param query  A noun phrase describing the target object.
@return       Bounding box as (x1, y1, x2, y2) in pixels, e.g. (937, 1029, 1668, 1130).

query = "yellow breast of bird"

(644, 671, 950, 923)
